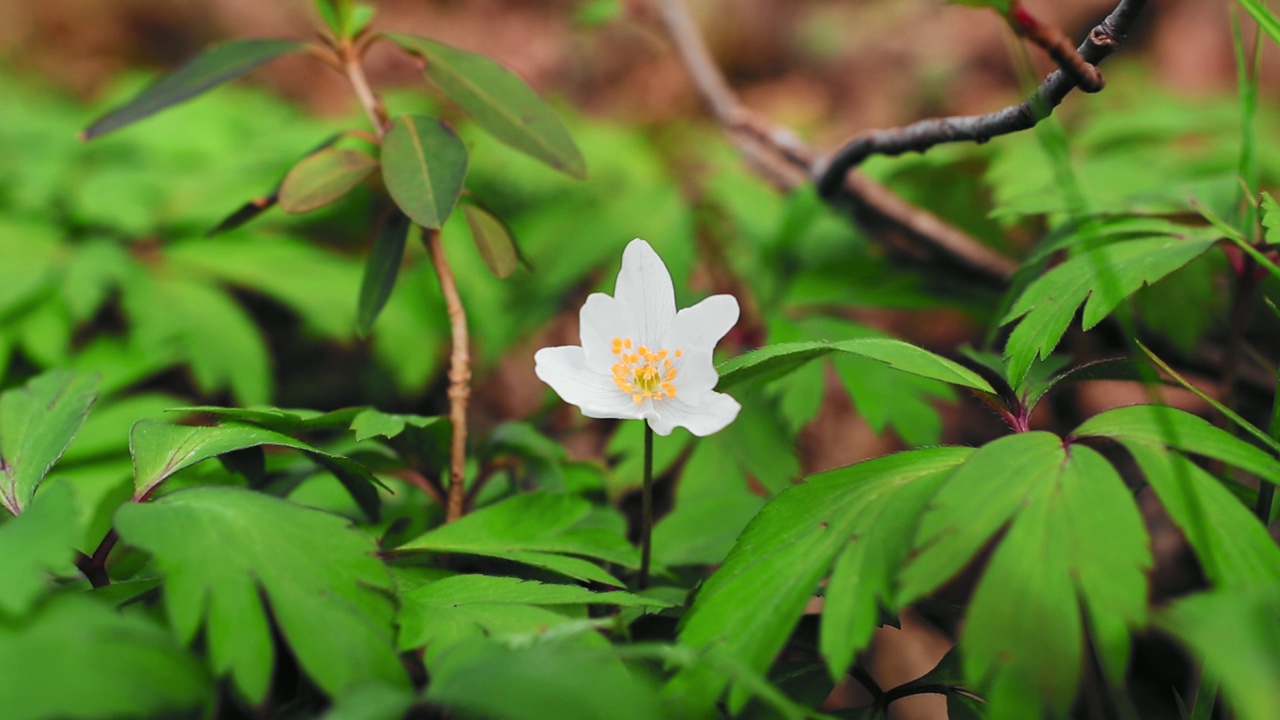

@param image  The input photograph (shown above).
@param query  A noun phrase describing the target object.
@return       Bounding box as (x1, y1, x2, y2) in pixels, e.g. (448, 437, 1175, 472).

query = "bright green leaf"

(83, 39, 306, 139)
(350, 408, 443, 442)
(0, 595, 211, 720)
(0, 482, 78, 616)
(1001, 236, 1217, 386)
(279, 147, 378, 214)
(948, 0, 1014, 13)
(387, 34, 586, 179)
(1236, 0, 1280, 48)
(0, 370, 99, 514)
(381, 114, 468, 229)
(358, 208, 411, 336)
(670, 447, 971, 712)
(464, 202, 520, 279)
(114, 486, 406, 703)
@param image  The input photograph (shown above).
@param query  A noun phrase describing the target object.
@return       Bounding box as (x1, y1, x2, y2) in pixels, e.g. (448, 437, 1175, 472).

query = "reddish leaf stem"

(425, 229, 472, 523)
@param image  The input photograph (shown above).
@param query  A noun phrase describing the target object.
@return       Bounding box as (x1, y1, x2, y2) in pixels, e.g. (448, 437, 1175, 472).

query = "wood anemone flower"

(534, 238, 741, 436)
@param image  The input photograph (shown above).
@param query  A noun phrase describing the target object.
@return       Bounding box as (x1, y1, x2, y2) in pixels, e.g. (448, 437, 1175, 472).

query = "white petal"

(578, 293, 634, 374)
(534, 346, 643, 420)
(663, 294, 739, 352)
(645, 392, 741, 437)
(613, 239, 676, 346)
(669, 350, 719, 402)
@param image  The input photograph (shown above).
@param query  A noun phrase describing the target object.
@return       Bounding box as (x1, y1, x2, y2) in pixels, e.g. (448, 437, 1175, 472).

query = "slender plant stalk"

(639, 424, 655, 589)
(339, 42, 389, 136)
(425, 230, 472, 523)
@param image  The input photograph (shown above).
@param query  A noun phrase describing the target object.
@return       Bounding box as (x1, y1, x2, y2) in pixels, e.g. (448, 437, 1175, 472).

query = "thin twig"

(815, 0, 1149, 198)
(339, 42, 390, 136)
(425, 229, 472, 523)
(652, 0, 1019, 284)
(1008, 2, 1105, 93)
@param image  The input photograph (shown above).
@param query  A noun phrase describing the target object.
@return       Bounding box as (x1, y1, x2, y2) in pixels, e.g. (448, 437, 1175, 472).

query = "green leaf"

(717, 339, 996, 394)
(82, 39, 307, 139)
(386, 33, 586, 179)
(350, 408, 443, 442)
(1236, 0, 1280, 48)
(129, 420, 384, 521)
(1158, 590, 1280, 720)
(901, 436, 1151, 718)
(114, 486, 406, 703)
(381, 114, 468, 229)
(948, 0, 1013, 13)
(425, 638, 666, 720)
(1073, 404, 1280, 483)
(1001, 236, 1217, 386)
(0, 595, 211, 720)
(0, 371, 99, 514)
(395, 493, 637, 585)
(358, 208, 411, 336)
(322, 683, 416, 720)
(1119, 440, 1280, 590)
(174, 406, 362, 435)
(313, 0, 343, 36)
(0, 482, 78, 616)
(279, 147, 378, 214)
(1262, 192, 1280, 246)
(669, 447, 971, 712)
(464, 202, 520, 278)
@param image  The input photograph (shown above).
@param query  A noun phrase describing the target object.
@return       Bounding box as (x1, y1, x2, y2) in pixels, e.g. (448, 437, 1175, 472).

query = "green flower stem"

(639, 423, 654, 589)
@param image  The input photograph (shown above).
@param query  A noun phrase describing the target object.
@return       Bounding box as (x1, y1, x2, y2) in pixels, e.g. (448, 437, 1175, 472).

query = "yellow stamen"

(610, 336, 683, 403)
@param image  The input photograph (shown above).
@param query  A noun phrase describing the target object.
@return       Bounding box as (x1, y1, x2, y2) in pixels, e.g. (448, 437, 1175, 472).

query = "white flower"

(535, 238, 742, 437)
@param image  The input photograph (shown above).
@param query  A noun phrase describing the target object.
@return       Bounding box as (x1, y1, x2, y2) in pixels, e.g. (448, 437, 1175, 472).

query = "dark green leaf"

(83, 39, 306, 139)
(350, 408, 443, 442)
(358, 208, 411, 336)
(381, 114, 468, 229)
(1001, 236, 1217, 386)
(115, 486, 406, 703)
(717, 339, 995, 394)
(174, 406, 362, 434)
(279, 147, 378, 214)
(0, 482, 78, 616)
(0, 596, 211, 720)
(0, 371, 99, 514)
(669, 448, 971, 712)
(387, 33, 586, 178)
(464, 202, 519, 278)
(395, 493, 636, 585)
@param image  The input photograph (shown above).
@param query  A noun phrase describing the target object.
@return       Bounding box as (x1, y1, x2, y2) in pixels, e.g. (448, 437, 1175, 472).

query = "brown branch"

(1009, 2, 1105, 93)
(652, 0, 1018, 284)
(424, 229, 471, 523)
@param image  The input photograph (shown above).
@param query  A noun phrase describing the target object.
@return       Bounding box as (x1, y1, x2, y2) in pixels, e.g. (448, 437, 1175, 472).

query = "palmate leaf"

(0, 482, 78, 616)
(83, 39, 306, 139)
(394, 493, 637, 585)
(1001, 235, 1218, 386)
(0, 595, 211, 720)
(129, 419, 384, 521)
(387, 34, 586, 179)
(0, 370, 99, 514)
(1157, 590, 1280, 720)
(114, 486, 406, 703)
(381, 114, 468, 229)
(898, 434, 1151, 719)
(669, 447, 972, 713)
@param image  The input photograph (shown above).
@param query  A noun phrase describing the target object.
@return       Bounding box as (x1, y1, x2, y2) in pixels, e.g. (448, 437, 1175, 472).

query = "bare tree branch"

(815, 0, 1149, 198)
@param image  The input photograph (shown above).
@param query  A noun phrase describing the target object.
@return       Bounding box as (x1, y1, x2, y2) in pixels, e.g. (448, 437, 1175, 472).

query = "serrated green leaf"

(387, 33, 586, 179)
(395, 493, 636, 584)
(1157, 590, 1280, 720)
(83, 39, 306, 139)
(381, 114, 468, 229)
(129, 420, 383, 520)
(174, 406, 362, 434)
(114, 486, 406, 703)
(1121, 441, 1280, 590)
(669, 447, 971, 711)
(358, 208, 411, 336)
(351, 408, 443, 442)
(0, 371, 99, 514)
(0, 595, 211, 720)
(718, 338, 995, 394)
(279, 147, 378, 214)
(464, 202, 519, 278)
(1236, 0, 1280, 48)
(1073, 404, 1280, 483)
(1263, 193, 1280, 245)
(1001, 236, 1217, 386)
(0, 482, 78, 616)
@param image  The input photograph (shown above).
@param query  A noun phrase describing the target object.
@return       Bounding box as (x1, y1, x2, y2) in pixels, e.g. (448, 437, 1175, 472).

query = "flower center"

(611, 337, 683, 404)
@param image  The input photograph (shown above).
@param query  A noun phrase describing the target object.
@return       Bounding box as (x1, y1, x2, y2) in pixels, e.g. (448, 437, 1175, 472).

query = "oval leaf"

(463, 203, 518, 279)
(83, 39, 306, 140)
(358, 208, 411, 335)
(381, 115, 468, 229)
(386, 33, 586, 179)
(279, 148, 378, 214)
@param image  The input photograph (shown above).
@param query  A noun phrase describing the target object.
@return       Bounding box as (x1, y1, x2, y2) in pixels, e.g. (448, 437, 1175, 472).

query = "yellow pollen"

(611, 337, 682, 403)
